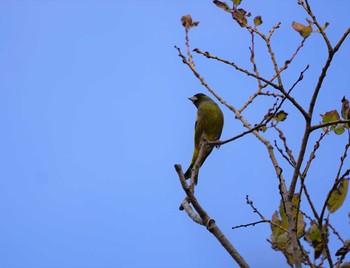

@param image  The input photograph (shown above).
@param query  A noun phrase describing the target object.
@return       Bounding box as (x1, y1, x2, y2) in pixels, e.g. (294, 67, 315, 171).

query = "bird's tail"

(184, 168, 191, 179)
(184, 167, 198, 185)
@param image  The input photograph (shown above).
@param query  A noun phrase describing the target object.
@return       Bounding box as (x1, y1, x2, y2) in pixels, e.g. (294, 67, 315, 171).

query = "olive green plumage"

(184, 93, 224, 184)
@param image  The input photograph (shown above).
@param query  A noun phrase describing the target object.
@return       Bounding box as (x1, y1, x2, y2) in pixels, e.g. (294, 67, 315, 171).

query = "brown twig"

(232, 220, 265, 230)
(327, 220, 345, 244)
(273, 126, 297, 167)
(238, 29, 263, 112)
(193, 48, 280, 90)
(289, 5, 350, 201)
(309, 120, 350, 132)
(232, 195, 289, 233)
(334, 135, 350, 182)
(302, 131, 327, 179)
(184, 28, 195, 68)
(175, 139, 250, 267)
(193, 48, 309, 120)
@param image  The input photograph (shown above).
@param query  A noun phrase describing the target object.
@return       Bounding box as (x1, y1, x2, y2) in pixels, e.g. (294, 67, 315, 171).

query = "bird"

(341, 96, 350, 127)
(184, 93, 224, 185)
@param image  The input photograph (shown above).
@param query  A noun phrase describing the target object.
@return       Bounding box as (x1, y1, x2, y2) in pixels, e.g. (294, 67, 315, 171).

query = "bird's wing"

(194, 108, 205, 147)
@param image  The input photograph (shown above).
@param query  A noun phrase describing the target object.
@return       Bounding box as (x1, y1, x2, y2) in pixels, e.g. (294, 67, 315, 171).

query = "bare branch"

(302, 0, 332, 51)
(175, 143, 250, 267)
(333, 27, 350, 53)
(302, 131, 327, 179)
(231, 196, 289, 233)
(193, 48, 309, 119)
(232, 220, 265, 230)
(273, 126, 297, 167)
(335, 135, 350, 181)
(193, 48, 280, 90)
(180, 198, 204, 225)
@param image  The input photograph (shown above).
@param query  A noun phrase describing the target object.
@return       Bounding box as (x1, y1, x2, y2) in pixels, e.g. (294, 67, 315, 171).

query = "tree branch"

(174, 163, 250, 268)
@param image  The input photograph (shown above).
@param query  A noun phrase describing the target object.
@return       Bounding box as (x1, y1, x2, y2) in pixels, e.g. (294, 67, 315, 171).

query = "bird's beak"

(188, 96, 197, 102)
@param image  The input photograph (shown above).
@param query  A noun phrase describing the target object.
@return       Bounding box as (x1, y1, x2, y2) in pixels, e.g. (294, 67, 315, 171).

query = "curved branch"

(174, 164, 250, 268)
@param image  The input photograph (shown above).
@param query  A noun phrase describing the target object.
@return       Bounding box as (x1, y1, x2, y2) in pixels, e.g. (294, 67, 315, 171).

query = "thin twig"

(273, 126, 297, 167)
(193, 48, 309, 119)
(232, 220, 265, 230)
(302, 131, 327, 179)
(309, 120, 350, 132)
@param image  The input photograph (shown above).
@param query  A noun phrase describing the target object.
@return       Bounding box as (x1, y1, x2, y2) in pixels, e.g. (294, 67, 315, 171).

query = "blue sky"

(0, 1, 349, 268)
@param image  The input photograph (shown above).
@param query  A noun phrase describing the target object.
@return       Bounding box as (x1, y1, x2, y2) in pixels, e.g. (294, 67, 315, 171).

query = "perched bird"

(341, 96, 350, 127)
(184, 93, 224, 184)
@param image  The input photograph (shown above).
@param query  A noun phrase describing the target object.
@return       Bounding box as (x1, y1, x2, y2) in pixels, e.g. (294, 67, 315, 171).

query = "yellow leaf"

(254, 16, 263, 27)
(292, 21, 312, 38)
(321, 110, 343, 133)
(327, 178, 349, 213)
(304, 224, 328, 259)
(292, 21, 305, 32)
(334, 125, 345, 135)
(321, 110, 340, 123)
(270, 211, 284, 236)
(279, 200, 288, 229)
(273, 111, 288, 122)
(233, 0, 242, 6)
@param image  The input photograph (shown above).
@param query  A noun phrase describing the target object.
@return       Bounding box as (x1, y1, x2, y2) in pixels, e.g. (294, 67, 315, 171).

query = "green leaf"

(213, 0, 231, 12)
(302, 26, 312, 38)
(304, 223, 328, 260)
(291, 194, 306, 238)
(292, 21, 312, 38)
(271, 211, 284, 236)
(232, 0, 242, 6)
(291, 194, 300, 218)
(276, 195, 305, 239)
(305, 224, 320, 244)
(271, 202, 304, 266)
(321, 110, 341, 132)
(258, 124, 267, 132)
(270, 231, 295, 265)
(327, 178, 349, 213)
(278, 200, 288, 230)
(296, 213, 306, 238)
(275, 233, 288, 245)
(254, 16, 263, 27)
(334, 125, 345, 135)
(273, 111, 288, 122)
(264, 111, 288, 123)
(321, 110, 340, 124)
